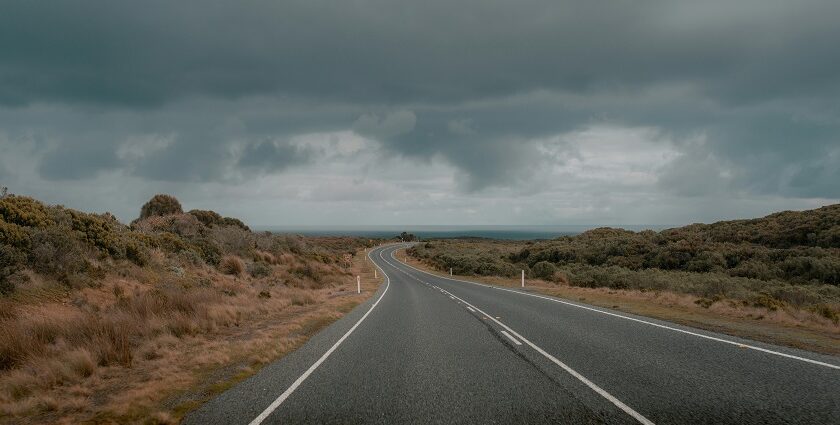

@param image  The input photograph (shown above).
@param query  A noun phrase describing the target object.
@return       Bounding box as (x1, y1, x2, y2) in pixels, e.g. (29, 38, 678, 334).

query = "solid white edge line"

(385, 253, 653, 425)
(392, 250, 840, 371)
(500, 330, 522, 345)
(441, 286, 654, 425)
(248, 247, 393, 425)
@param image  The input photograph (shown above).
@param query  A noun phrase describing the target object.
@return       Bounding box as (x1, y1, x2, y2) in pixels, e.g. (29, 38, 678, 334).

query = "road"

(185, 244, 840, 424)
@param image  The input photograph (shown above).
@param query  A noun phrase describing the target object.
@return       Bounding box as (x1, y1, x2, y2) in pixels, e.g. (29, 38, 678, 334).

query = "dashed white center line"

(500, 330, 522, 345)
(466, 306, 476, 313)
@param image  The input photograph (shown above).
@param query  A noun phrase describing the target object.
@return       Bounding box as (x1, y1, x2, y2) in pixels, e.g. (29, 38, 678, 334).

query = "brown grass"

(218, 255, 245, 275)
(0, 245, 386, 424)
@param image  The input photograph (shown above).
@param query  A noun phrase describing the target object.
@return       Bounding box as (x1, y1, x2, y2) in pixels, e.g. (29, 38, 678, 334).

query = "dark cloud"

(238, 141, 313, 174)
(39, 140, 120, 180)
(0, 0, 838, 222)
(2, 1, 839, 107)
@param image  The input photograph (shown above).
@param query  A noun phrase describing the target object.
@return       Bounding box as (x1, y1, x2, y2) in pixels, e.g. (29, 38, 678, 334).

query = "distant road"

(185, 245, 840, 424)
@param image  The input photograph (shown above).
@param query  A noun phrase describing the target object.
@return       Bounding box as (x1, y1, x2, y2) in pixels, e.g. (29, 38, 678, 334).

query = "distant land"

(253, 224, 673, 240)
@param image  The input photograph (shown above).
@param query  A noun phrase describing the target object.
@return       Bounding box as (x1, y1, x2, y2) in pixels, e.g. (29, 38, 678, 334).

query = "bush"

(532, 261, 556, 280)
(138, 194, 183, 220)
(210, 225, 254, 255)
(0, 195, 54, 228)
(191, 237, 223, 266)
(188, 209, 224, 227)
(219, 255, 245, 275)
(1, 245, 27, 295)
(28, 227, 87, 278)
(0, 218, 30, 249)
(221, 216, 250, 231)
(248, 261, 272, 278)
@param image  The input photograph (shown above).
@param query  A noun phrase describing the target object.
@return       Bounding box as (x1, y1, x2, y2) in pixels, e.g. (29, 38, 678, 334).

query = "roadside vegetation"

(0, 192, 378, 423)
(408, 205, 840, 344)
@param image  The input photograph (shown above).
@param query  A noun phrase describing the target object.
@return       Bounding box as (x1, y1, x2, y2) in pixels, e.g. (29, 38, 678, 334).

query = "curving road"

(185, 244, 840, 424)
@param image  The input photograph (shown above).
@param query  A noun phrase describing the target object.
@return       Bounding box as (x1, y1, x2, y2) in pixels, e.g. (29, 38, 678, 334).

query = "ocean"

(252, 225, 672, 240)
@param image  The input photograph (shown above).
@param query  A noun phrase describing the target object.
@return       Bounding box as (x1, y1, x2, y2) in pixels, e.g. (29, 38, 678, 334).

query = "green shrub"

(0, 218, 30, 249)
(191, 237, 223, 266)
(221, 216, 250, 231)
(0, 196, 54, 228)
(188, 209, 224, 227)
(532, 261, 556, 280)
(138, 194, 183, 220)
(125, 239, 150, 266)
(0, 245, 27, 295)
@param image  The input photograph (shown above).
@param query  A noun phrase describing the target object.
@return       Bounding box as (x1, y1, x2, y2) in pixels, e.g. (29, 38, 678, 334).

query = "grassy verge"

(161, 248, 385, 423)
(0, 248, 384, 425)
(397, 249, 840, 356)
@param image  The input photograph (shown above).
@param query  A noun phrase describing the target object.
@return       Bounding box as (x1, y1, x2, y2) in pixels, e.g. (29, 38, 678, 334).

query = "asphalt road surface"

(184, 244, 840, 424)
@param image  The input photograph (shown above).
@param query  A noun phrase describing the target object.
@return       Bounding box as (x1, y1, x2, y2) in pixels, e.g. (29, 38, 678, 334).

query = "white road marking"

(442, 288, 654, 425)
(392, 252, 840, 371)
(500, 330, 522, 345)
(381, 252, 653, 425)
(248, 248, 392, 425)
(466, 306, 476, 313)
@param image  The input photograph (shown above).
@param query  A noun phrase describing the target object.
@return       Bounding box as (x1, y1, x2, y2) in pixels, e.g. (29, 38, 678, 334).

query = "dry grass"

(218, 255, 245, 276)
(0, 245, 386, 424)
(399, 249, 840, 355)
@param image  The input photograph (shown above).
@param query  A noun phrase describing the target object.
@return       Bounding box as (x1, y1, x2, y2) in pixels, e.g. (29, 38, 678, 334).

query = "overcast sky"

(1, 1, 838, 226)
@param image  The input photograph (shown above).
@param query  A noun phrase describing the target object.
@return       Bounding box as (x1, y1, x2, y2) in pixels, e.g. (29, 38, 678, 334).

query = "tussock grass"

(0, 193, 377, 423)
(218, 255, 245, 276)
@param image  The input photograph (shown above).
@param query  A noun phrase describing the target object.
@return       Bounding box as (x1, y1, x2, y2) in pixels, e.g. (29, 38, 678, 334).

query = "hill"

(0, 193, 378, 423)
(409, 205, 840, 324)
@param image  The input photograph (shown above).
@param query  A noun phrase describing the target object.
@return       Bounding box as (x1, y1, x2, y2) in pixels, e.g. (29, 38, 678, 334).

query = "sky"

(1, 0, 838, 227)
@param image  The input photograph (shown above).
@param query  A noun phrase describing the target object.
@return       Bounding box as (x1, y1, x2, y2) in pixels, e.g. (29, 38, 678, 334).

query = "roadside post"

(521, 270, 525, 287)
(450, 267, 453, 276)
(357, 276, 361, 294)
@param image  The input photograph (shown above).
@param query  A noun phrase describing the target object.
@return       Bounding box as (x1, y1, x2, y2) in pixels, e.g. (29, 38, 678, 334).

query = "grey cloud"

(353, 111, 416, 140)
(0, 0, 838, 223)
(238, 141, 313, 174)
(39, 139, 120, 180)
(2, 1, 839, 107)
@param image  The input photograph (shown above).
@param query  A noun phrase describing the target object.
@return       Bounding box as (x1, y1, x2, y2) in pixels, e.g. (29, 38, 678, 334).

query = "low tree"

(138, 194, 183, 219)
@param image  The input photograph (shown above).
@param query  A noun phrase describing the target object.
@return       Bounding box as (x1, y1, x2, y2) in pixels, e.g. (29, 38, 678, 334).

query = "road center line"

(500, 330, 522, 345)
(382, 251, 654, 425)
(393, 251, 840, 371)
(248, 247, 392, 425)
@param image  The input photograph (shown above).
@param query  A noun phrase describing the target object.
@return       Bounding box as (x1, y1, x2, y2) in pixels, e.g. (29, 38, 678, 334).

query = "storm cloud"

(0, 0, 838, 224)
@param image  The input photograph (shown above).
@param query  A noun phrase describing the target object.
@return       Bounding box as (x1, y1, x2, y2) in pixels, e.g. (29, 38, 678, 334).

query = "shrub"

(1, 245, 27, 295)
(0, 218, 30, 249)
(191, 237, 223, 266)
(221, 216, 250, 231)
(248, 261, 272, 278)
(210, 225, 254, 255)
(219, 255, 245, 275)
(532, 261, 556, 280)
(28, 227, 87, 279)
(188, 209, 224, 227)
(0, 195, 54, 228)
(138, 194, 183, 220)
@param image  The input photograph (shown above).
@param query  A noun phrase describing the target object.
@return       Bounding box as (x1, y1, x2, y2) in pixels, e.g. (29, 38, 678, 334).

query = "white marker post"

(357, 276, 361, 294)
(374, 269, 377, 278)
(521, 270, 525, 288)
(450, 267, 453, 276)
